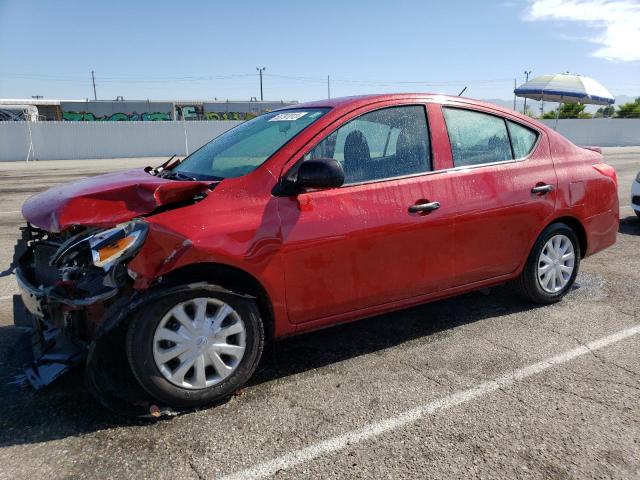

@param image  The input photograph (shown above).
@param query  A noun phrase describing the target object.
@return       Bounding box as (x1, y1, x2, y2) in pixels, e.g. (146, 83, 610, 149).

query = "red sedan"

(14, 94, 619, 409)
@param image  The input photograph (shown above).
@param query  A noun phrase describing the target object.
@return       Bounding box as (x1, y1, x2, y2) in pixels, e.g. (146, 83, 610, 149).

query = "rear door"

(439, 106, 557, 286)
(277, 103, 457, 324)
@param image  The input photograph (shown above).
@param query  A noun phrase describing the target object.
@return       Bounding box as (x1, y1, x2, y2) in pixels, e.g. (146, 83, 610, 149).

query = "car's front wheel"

(126, 286, 264, 408)
(515, 223, 581, 304)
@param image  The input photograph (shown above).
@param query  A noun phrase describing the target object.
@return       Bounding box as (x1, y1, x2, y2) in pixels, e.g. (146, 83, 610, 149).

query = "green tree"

(594, 105, 615, 118)
(540, 103, 592, 119)
(615, 98, 640, 118)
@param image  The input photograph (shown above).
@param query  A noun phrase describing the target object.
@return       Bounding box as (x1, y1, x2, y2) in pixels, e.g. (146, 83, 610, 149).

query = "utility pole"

(327, 75, 331, 99)
(523, 70, 532, 115)
(256, 67, 266, 101)
(91, 70, 97, 100)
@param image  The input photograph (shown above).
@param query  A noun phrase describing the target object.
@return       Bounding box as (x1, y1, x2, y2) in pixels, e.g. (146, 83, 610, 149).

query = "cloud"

(525, 0, 640, 62)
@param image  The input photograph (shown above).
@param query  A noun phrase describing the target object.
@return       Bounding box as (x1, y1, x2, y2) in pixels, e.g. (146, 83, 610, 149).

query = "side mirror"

(296, 158, 345, 190)
(274, 158, 344, 196)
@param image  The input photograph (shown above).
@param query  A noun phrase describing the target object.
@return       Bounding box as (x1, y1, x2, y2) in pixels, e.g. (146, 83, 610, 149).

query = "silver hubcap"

(537, 234, 575, 293)
(152, 297, 246, 390)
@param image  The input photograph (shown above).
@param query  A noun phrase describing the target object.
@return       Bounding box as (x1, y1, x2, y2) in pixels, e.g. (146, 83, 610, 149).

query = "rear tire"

(126, 285, 264, 408)
(514, 223, 580, 304)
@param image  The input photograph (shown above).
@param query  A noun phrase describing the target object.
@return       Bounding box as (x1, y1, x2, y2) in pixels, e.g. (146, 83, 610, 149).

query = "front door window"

(304, 105, 431, 184)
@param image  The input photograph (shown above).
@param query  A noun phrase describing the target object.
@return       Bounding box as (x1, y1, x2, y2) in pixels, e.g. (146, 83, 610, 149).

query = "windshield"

(173, 108, 329, 180)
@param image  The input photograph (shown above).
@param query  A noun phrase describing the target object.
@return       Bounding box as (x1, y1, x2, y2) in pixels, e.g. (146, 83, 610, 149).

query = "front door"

(277, 104, 457, 324)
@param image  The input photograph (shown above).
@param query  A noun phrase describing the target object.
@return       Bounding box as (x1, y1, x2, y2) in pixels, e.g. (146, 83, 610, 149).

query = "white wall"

(539, 119, 640, 147)
(1, 118, 639, 162)
(0, 121, 241, 161)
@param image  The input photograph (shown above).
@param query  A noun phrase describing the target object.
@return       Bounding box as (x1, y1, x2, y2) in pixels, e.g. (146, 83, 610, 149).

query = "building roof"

(0, 98, 296, 105)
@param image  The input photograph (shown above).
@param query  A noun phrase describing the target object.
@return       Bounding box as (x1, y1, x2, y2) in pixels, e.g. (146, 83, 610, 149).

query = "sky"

(0, 0, 639, 103)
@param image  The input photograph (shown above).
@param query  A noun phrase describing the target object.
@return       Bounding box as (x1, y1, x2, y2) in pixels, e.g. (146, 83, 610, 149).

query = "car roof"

(276, 93, 541, 128)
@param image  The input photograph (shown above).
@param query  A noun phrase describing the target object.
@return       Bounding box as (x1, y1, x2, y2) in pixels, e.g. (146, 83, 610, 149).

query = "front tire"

(126, 286, 264, 408)
(515, 223, 581, 304)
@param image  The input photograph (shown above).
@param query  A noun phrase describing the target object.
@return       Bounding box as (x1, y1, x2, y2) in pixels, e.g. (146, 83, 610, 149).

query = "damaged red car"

(13, 94, 619, 409)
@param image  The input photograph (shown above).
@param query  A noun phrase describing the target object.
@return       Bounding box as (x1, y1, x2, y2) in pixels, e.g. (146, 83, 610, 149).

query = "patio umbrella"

(514, 73, 615, 128)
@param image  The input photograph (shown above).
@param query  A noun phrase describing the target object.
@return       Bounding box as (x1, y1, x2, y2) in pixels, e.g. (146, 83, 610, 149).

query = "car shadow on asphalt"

(0, 284, 543, 448)
(619, 215, 640, 236)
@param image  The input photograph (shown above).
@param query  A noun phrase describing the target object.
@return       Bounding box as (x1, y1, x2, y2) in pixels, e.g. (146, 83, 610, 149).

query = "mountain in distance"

(481, 95, 638, 115)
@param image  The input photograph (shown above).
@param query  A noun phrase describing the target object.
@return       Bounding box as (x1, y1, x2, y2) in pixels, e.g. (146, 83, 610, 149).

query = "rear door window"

(443, 108, 513, 167)
(507, 121, 538, 159)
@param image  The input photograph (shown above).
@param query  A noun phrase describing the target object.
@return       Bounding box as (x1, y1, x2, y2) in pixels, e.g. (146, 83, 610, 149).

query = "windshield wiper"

(150, 155, 177, 175)
(160, 171, 198, 181)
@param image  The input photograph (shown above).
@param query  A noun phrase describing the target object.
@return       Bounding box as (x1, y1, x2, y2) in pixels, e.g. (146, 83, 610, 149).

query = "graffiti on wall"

(175, 105, 203, 120)
(175, 105, 258, 121)
(62, 109, 257, 121)
(62, 111, 172, 121)
(59, 100, 288, 122)
(0, 109, 29, 121)
(205, 111, 257, 120)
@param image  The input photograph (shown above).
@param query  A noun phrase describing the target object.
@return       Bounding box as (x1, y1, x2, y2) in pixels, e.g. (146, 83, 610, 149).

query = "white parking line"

(0, 211, 21, 215)
(221, 323, 640, 480)
(0, 295, 13, 301)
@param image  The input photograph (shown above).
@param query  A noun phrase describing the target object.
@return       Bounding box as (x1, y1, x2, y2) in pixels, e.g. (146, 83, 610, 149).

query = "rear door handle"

(531, 184, 554, 194)
(408, 201, 440, 213)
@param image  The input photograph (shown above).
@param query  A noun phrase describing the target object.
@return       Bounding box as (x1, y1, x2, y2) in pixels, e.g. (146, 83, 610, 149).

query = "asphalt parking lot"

(0, 149, 638, 480)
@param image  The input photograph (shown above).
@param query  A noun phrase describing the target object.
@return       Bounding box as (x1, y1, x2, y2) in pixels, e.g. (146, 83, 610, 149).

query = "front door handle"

(531, 184, 554, 194)
(408, 201, 440, 213)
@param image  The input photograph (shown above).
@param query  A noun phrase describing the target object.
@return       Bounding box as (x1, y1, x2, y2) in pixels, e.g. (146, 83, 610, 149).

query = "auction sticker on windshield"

(269, 112, 308, 121)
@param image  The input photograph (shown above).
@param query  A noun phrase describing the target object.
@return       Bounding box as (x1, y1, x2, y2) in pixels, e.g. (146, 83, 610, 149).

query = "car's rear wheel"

(514, 223, 580, 304)
(126, 286, 264, 408)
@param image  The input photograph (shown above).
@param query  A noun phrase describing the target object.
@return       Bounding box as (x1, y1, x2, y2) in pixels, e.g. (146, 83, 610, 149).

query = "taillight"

(592, 163, 617, 185)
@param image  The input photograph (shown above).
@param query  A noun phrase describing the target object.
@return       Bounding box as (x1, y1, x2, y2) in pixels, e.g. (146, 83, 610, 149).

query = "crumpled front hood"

(22, 168, 211, 232)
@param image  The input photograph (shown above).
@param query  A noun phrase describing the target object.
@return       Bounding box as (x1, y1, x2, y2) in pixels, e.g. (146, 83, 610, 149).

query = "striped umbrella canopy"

(514, 73, 615, 105)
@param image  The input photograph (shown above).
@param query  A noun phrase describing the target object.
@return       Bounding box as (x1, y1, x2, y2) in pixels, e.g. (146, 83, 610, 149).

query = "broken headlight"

(52, 221, 148, 271)
(88, 221, 148, 270)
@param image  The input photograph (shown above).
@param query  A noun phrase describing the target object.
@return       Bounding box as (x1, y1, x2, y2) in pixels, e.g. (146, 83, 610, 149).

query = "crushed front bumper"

(12, 224, 124, 389)
(13, 271, 85, 389)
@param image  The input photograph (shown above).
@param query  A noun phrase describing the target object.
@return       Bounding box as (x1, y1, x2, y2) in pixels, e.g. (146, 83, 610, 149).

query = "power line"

(0, 71, 516, 87)
(6, 71, 636, 92)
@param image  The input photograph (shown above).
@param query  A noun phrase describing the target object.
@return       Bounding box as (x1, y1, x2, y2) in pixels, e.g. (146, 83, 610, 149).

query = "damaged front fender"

(127, 222, 199, 289)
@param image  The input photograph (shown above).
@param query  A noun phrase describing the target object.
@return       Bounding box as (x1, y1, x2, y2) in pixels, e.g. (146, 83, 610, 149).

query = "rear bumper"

(584, 208, 618, 257)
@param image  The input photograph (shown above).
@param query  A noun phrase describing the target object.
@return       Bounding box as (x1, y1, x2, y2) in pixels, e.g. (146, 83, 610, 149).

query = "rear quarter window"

(507, 121, 538, 159)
